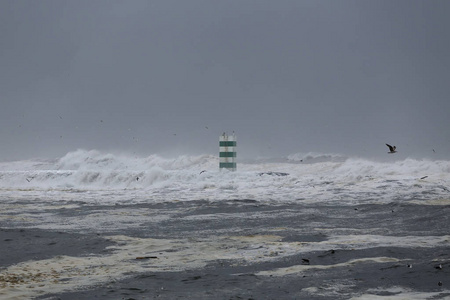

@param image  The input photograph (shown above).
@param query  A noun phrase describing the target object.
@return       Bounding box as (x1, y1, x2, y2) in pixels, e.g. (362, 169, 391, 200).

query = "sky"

(1, 0, 450, 161)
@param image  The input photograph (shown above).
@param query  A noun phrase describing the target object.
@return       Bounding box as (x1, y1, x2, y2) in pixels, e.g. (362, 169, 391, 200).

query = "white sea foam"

(1, 233, 448, 300)
(350, 287, 450, 300)
(287, 151, 347, 163)
(0, 234, 293, 299)
(0, 149, 449, 205)
(1, 150, 448, 299)
(257, 257, 402, 276)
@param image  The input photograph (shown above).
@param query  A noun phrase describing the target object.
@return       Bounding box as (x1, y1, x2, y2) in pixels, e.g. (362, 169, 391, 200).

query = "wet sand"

(1, 200, 449, 299)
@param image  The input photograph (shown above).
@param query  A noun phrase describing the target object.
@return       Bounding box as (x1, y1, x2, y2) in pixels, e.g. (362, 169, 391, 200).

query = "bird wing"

(386, 144, 394, 151)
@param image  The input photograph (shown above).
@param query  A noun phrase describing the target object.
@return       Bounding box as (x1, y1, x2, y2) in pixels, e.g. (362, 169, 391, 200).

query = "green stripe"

(219, 162, 236, 169)
(219, 152, 236, 157)
(219, 141, 236, 147)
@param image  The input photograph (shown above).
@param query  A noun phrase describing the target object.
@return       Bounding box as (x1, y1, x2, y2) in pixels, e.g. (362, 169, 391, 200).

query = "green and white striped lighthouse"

(219, 132, 236, 171)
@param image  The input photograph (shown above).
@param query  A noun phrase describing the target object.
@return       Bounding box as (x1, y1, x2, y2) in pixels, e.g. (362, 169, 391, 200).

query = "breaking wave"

(287, 152, 348, 163)
(0, 149, 449, 204)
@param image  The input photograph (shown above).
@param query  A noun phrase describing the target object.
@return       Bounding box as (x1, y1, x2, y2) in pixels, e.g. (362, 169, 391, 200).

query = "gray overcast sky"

(1, 0, 449, 161)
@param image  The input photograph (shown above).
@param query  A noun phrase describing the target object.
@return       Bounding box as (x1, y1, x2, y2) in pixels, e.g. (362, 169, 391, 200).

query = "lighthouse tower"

(219, 132, 236, 171)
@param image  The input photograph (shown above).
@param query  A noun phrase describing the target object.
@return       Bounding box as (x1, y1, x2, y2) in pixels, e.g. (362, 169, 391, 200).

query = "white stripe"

(220, 158, 236, 163)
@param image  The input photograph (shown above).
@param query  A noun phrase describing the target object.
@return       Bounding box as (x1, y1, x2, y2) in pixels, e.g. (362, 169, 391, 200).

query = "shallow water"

(0, 199, 449, 299)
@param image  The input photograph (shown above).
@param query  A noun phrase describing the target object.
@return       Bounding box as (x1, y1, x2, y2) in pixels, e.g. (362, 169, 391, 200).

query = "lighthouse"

(219, 132, 236, 171)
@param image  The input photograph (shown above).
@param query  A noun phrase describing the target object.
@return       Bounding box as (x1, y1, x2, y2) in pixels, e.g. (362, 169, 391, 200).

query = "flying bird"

(386, 144, 397, 154)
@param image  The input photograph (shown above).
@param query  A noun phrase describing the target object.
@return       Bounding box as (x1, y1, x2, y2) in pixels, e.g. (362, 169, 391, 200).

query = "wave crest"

(56, 149, 217, 171)
(287, 152, 347, 163)
(1, 150, 449, 204)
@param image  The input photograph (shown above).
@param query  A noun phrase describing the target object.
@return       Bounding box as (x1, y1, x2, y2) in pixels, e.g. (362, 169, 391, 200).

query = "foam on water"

(1, 149, 449, 299)
(1, 233, 449, 299)
(256, 257, 402, 276)
(0, 149, 449, 205)
(350, 287, 450, 300)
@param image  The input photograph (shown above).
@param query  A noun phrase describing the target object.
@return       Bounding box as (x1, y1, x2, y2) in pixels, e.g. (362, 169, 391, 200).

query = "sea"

(0, 149, 449, 299)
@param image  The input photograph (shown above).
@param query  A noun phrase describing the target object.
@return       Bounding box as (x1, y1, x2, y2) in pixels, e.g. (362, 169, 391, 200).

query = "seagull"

(386, 144, 397, 154)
